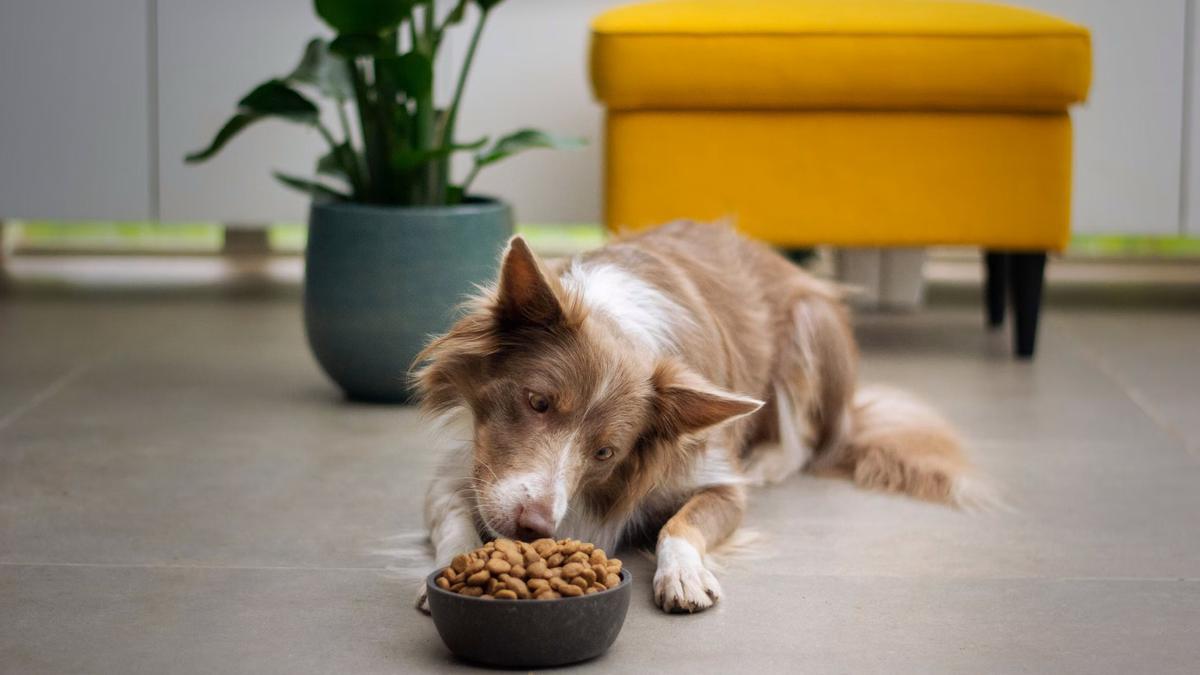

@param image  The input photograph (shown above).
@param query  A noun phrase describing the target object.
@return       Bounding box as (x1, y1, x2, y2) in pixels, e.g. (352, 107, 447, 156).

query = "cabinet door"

(1013, 0, 1187, 236)
(0, 0, 152, 221)
(1187, 0, 1199, 237)
(156, 0, 332, 223)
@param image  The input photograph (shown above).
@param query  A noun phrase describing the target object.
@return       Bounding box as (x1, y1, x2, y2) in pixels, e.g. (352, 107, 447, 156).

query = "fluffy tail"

(812, 385, 988, 508)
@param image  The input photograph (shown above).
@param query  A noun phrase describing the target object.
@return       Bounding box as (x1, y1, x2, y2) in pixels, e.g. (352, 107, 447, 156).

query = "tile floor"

(1, 260, 1198, 674)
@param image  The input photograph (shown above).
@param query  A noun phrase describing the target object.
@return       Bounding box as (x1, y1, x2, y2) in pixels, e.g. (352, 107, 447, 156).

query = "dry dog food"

(436, 538, 623, 600)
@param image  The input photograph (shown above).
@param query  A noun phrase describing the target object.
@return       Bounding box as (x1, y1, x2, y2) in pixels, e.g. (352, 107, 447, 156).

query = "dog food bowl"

(425, 569, 632, 668)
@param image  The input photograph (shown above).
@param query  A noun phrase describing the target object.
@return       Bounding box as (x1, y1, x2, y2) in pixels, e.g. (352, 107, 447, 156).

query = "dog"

(414, 221, 972, 613)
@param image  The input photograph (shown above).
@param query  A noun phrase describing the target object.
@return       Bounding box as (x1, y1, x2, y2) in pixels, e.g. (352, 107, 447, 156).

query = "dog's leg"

(744, 383, 815, 486)
(416, 470, 482, 614)
(654, 484, 744, 613)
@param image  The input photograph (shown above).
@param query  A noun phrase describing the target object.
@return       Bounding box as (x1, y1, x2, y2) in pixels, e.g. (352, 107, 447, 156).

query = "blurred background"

(2, 0, 1198, 257)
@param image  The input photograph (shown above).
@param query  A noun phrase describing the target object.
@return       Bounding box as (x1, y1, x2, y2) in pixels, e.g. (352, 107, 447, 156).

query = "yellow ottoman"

(590, 0, 1091, 357)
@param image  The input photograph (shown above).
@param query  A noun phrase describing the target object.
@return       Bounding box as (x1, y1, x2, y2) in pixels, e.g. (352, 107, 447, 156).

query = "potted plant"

(186, 0, 581, 402)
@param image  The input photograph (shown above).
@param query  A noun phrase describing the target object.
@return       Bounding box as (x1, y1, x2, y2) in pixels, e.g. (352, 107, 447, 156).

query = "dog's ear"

(650, 360, 764, 437)
(495, 236, 565, 327)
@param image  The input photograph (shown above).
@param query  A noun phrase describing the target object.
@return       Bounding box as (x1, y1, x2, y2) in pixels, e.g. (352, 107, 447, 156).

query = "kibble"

(437, 538, 623, 601)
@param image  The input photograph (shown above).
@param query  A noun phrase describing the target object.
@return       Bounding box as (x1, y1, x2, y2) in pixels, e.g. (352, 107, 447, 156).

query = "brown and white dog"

(414, 221, 973, 613)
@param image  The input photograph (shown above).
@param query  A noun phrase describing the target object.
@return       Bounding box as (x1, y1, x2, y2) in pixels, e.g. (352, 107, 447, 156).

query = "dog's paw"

(415, 586, 430, 615)
(653, 536, 722, 613)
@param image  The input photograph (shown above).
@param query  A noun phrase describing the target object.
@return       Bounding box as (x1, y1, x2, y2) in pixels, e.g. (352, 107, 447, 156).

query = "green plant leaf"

(455, 136, 490, 151)
(329, 33, 385, 58)
(377, 52, 433, 97)
(318, 132, 367, 198)
(474, 129, 585, 168)
(316, 150, 341, 177)
(287, 38, 354, 100)
(315, 0, 412, 34)
(316, 141, 361, 186)
(444, 0, 468, 26)
(185, 113, 261, 163)
(185, 80, 322, 164)
(272, 171, 350, 201)
(238, 80, 320, 123)
(474, 0, 506, 11)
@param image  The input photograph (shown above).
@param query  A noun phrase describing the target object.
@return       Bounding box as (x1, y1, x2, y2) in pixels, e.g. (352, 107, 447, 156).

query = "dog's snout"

(515, 501, 555, 540)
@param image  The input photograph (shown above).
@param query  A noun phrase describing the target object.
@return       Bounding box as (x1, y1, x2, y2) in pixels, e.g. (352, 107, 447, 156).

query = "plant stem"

(413, 1, 439, 204)
(459, 160, 483, 197)
(434, 0, 469, 50)
(373, 30, 400, 204)
(335, 101, 365, 198)
(437, 7, 488, 151)
(336, 101, 353, 147)
(316, 122, 338, 152)
(350, 60, 382, 202)
(433, 8, 489, 202)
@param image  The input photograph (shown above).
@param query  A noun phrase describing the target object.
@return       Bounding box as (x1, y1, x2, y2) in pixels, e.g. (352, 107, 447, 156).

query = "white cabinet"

(155, 0, 333, 224)
(0, 0, 153, 221)
(1188, 0, 1200, 237)
(1013, 0, 1189, 236)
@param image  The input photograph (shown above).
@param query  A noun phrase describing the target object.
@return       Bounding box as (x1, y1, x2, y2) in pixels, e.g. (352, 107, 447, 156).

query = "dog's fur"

(414, 221, 971, 613)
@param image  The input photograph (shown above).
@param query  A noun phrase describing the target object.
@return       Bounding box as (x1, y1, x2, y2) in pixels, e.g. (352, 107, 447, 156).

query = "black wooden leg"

(984, 251, 1009, 328)
(1009, 252, 1047, 359)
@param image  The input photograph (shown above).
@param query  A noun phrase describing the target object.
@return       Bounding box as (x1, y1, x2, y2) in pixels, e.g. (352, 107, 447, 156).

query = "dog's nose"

(515, 502, 555, 540)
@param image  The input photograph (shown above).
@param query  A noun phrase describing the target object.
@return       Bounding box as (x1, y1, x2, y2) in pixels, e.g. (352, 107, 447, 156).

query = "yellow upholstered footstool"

(590, 0, 1091, 357)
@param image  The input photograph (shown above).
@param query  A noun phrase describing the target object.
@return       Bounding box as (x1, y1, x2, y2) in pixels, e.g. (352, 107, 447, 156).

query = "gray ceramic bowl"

(426, 569, 633, 668)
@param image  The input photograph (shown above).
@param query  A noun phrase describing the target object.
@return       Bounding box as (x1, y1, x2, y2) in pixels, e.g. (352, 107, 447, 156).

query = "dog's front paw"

(415, 585, 430, 615)
(653, 536, 722, 613)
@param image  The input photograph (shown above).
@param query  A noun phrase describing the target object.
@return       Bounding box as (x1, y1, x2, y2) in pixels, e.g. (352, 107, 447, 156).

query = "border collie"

(415, 221, 972, 613)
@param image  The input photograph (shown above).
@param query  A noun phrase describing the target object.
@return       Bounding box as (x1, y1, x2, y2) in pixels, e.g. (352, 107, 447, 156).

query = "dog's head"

(414, 236, 761, 540)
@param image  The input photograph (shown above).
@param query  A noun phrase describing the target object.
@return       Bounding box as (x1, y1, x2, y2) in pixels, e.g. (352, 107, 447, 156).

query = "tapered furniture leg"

(984, 251, 1009, 328)
(1009, 252, 1046, 358)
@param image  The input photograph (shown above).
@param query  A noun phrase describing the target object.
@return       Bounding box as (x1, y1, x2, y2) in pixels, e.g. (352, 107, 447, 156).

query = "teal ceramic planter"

(304, 199, 512, 403)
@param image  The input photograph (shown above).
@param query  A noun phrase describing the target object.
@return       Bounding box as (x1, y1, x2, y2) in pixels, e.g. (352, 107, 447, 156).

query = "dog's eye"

(594, 447, 614, 461)
(527, 392, 550, 413)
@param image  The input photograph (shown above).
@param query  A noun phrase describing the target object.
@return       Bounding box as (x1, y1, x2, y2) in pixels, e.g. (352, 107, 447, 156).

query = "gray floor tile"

(855, 309, 1175, 446)
(3, 276, 1199, 673)
(599, 575, 1200, 675)
(0, 565, 413, 675)
(1053, 309, 1200, 454)
(0, 299, 443, 568)
(742, 437, 1200, 580)
(0, 366, 440, 568)
(2, 565, 1196, 675)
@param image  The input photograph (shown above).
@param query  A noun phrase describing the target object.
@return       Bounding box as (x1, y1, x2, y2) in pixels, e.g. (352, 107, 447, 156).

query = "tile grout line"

(0, 561, 1197, 584)
(0, 363, 92, 433)
(0, 561, 393, 572)
(1050, 316, 1196, 460)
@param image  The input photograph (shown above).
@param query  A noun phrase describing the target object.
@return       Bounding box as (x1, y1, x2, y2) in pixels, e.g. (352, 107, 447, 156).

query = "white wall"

(1014, 0, 1189, 236)
(445, 1, 624, 224)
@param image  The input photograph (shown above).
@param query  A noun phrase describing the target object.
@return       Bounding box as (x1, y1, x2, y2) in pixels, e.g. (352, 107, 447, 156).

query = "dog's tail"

(811, 385, 990, 508)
